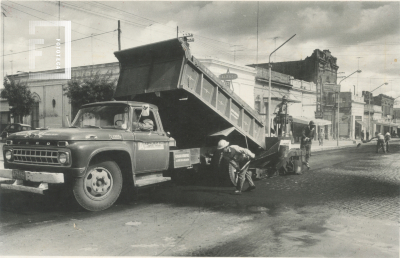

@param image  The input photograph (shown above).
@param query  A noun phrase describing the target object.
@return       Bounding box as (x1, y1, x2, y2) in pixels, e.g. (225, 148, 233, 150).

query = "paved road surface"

(0, 141, 399, 257)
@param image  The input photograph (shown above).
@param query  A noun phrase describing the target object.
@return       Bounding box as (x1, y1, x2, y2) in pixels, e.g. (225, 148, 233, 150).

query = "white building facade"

(198, 59, 256, 109)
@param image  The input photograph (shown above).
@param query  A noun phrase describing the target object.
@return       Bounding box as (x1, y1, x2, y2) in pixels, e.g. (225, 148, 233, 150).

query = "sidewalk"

(291, 137, 400, 154)
(291, 139, 358, 153)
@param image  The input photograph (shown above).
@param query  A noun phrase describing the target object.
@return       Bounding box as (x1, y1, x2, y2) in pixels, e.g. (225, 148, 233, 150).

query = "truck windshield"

(71, 105, 129, 130)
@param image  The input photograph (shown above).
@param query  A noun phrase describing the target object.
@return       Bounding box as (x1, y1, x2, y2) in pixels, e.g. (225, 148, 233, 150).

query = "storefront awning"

(263, 93, 301, 103)
(356, 120, 368, 127)
(373, 120, 398, 128)
(292, 116, 332, 126)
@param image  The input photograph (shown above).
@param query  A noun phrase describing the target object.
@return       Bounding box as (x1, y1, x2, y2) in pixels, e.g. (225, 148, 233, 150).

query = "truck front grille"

(12, 148, 60, 165)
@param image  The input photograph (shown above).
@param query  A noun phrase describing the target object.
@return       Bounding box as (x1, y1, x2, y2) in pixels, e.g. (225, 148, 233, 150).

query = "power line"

(56, 2, 148, 28)
(1, 30, 117, 57)
(2, 3, 117, 48)
(93, 2, 167, 27)
(56, 2, 176, 40)
(9, 1, 110, 34)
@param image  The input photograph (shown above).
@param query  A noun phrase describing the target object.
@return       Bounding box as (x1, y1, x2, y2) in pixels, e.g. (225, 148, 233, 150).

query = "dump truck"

(0, 38, 301, 211)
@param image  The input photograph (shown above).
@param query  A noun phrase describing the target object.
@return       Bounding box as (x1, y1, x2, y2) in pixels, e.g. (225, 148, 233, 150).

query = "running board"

(135, 174, 171, 188)
(1, 180, 48, 195)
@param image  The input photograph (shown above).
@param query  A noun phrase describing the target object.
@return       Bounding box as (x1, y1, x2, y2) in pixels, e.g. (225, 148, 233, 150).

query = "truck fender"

(82, 147, 134, 178)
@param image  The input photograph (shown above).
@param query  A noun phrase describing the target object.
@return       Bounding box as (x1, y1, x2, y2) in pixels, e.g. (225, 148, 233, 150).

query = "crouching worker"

(217, 139, 256, 195)
(368, 132, 386, 153)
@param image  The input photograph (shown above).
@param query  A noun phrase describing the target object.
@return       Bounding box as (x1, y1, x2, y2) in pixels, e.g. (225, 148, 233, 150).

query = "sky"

(1, 1, 399, 105)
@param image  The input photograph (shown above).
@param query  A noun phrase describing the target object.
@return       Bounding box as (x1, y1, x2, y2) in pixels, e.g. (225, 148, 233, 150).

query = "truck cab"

(1, 101, 200, 211)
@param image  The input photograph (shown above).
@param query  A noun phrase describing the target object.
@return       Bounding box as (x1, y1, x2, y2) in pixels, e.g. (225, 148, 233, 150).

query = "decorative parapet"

(352, 95, 365, 103)
(255, 67, 291, 85)
(291, 79, 316, 92)
(364, 104, 382, 113)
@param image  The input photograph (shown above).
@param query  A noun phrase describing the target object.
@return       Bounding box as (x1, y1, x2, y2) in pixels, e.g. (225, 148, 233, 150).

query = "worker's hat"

(217, 139, 230, 150)
(309, 120, 315, 126)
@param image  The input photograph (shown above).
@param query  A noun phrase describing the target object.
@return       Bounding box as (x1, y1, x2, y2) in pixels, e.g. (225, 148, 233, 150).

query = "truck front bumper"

(0, 169, 64, 195)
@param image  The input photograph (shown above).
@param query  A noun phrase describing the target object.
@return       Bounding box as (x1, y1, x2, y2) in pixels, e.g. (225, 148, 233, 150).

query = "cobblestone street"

(262, 144, 400, 221)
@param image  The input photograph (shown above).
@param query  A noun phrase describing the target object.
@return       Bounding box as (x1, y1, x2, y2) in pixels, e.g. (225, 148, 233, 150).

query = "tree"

(63, 69, 117, 118)
(1, 77, 35, 123)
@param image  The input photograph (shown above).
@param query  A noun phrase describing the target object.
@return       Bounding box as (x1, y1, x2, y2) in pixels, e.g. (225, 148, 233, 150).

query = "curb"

(311, 137, 400, 154)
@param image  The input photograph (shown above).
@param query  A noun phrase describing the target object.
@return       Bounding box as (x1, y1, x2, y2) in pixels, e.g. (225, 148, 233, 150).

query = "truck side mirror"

(141, 104, 150, 117)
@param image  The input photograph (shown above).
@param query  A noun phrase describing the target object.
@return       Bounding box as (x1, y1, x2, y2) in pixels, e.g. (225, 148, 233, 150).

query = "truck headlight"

(58, 152, 69, 164)
(5, 150, 12, 161)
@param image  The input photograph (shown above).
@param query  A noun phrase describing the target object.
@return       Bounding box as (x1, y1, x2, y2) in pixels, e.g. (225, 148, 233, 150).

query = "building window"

(255, 101, 261, 113)
(52, 99, 56, 108)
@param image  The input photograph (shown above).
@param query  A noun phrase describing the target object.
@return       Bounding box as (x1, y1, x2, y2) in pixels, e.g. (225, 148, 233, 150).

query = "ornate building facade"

(252, 49, 339, 137)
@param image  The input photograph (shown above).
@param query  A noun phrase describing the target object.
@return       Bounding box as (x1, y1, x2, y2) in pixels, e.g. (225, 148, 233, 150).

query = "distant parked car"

(1, 123, 32, 142)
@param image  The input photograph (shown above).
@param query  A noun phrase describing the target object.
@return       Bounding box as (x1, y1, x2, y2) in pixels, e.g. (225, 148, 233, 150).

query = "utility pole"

(273, 37, 280, 62)
(356, 57, 362, 94)
(267, 34, 296, 137)
(91, 33, 94, 65)
(256, 1, 259, 66)
(2, 7, 6, 79)
(177, 26, 178, 38)
(118, 20, 121, 51)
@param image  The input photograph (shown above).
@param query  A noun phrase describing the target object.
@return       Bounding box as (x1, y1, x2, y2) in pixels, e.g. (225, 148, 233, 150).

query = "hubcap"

(84, 167, 113, 199)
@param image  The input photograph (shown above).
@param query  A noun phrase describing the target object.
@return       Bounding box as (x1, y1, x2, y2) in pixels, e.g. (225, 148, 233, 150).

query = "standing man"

(366, 131, 370, 142)
(318, 128, 325, 146)
(218, 139, 256, 195)
(384, 132, 391, 152)
(274, 95, 288, 137)
(274, 95, 288, 117)
(361, 130, 365, 141)
(301, 120, 316, 169)
(368, 132, 386, 153)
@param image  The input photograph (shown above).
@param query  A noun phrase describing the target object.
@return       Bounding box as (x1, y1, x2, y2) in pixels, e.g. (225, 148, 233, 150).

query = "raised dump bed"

(113, 38, 265, 151)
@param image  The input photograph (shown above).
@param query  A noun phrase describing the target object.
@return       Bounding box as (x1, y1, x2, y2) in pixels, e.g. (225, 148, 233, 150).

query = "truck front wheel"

(73, 160, 123, 211)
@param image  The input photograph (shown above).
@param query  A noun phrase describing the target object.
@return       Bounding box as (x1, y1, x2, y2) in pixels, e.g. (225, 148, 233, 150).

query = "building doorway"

(355, 121, 361, 139)
(31, 101, 39, 129)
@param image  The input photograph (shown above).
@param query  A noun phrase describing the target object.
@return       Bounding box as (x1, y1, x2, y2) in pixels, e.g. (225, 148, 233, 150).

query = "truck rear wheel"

(73, 160, 123, 211)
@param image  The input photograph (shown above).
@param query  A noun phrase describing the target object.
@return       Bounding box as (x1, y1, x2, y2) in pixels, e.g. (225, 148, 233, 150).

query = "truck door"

(132, 108, 169, 173)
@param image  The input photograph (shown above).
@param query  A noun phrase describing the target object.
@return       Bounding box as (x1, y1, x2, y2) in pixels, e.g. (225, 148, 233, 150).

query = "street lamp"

(267, 34, 296, 136)
(337, 69, 362, 146)
(368, 82, 388, 139)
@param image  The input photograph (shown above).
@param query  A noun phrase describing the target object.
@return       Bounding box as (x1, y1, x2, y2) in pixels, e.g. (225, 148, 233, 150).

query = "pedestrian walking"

(361, 130, 365, 141)
(384, 132, 391, 152)
(368, 132, 386, 153)
(217, 139, 256, 195)
(318, 128, 325, 146)
(301, 120, 316, 169)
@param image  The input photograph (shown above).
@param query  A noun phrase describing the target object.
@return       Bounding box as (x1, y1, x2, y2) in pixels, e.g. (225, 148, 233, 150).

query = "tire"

(73, 160, 123, 211)
(228, 164, 238, 186)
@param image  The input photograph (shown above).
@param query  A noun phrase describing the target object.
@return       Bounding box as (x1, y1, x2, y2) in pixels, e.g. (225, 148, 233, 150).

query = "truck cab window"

(132, 109, 158, 131)
(71, 105, 129, 129)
